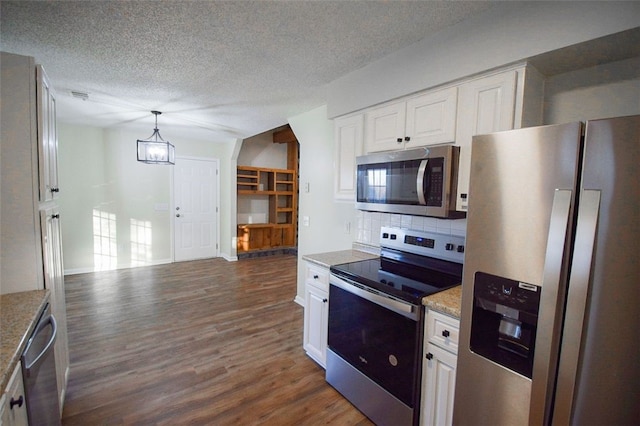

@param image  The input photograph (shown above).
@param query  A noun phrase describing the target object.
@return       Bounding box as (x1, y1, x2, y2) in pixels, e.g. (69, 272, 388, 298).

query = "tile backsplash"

(355, 211, 467, 247)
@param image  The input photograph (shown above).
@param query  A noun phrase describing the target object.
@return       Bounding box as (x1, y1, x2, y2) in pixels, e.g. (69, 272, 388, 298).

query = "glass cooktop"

(330, 250, 462, 304)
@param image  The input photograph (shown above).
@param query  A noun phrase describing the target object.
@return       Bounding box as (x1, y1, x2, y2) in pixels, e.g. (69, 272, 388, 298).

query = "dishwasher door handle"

(23, 314, 57, 375)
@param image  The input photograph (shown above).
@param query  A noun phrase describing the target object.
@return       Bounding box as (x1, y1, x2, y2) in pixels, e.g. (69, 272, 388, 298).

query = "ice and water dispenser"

(470, 272, 541, 378)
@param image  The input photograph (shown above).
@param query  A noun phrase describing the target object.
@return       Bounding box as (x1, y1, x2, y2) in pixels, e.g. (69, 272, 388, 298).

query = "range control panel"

(380, 226, 465, 264)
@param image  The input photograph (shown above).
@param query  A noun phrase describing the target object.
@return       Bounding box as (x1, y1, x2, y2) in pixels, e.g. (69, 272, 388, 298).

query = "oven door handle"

(330, 275, 419, 321)
(417, 159, 429, 205)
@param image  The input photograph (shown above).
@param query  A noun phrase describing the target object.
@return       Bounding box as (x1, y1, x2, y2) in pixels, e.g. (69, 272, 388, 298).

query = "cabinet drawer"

(426, 310, 460, 354)
(305, 263, 329, 290)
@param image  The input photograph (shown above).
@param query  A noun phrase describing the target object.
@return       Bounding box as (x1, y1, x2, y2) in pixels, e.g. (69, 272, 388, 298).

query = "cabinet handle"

(51, 187, 60, 193)
(10, 395, 23, 409)
(322, 298, 328, 303)
(404, 136, 410, 142)
(313, 274, 319, 279)
(51, 214, 60, 219)
(396, 138, 403, 143)
(442, 329, 450, 338)
(425, 352, 433, 360)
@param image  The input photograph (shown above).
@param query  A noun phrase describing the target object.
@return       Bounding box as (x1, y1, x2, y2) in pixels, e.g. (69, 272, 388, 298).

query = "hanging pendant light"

(137, 111, 175, 165)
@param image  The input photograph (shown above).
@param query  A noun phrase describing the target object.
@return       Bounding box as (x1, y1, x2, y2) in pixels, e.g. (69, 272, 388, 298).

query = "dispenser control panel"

(470, 271, 542, 378)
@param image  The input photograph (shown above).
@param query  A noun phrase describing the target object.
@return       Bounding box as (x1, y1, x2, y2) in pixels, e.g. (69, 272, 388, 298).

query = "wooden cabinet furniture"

(0, 362, 28, 426)
(364, 86, 458, 153)
(421, 310, 460, 426)
(237, 166, 297, 252)
(302, 262, 330, 367)
(333, 113, 364, 201)
(0, 52, 69, 415)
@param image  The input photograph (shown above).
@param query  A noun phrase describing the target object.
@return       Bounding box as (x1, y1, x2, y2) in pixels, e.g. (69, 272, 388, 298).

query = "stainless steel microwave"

(356, 146, 464, 218)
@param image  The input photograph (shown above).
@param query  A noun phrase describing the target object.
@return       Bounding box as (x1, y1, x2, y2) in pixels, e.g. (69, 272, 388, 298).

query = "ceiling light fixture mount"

(137, 111, 175, 165)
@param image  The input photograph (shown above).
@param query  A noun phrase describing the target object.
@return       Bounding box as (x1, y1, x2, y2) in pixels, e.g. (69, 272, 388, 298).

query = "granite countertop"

(423, 285, 462, 319)
(0, 290, 49, 391)
(302, 249, 379, 268)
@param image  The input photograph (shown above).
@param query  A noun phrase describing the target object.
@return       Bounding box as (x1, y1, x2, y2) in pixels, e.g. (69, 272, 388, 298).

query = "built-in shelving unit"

(237, 166, 297, 252)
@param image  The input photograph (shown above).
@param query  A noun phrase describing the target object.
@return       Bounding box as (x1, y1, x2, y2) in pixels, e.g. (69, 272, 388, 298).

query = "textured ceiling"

(0, 0, 496, 142)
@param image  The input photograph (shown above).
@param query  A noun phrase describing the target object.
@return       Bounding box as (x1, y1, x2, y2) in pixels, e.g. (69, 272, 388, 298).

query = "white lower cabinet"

(41, 206, 69, 411)
(303, 262, 330, 368)
(1, 362, 28, 426)
(421, 310, 460, 426)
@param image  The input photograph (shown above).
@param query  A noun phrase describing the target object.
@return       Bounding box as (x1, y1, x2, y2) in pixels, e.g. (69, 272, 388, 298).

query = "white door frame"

(170, 156, 220, 262)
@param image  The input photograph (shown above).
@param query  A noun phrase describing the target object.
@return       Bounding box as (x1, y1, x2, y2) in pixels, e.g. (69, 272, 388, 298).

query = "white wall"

(327, 2, 640, 118)
(543, 57, 640, 124)
(57, 125, 107, 271)
(238, 131, 288, 169)
(59, 123, 237, 273)
(288, 105, 358, 303)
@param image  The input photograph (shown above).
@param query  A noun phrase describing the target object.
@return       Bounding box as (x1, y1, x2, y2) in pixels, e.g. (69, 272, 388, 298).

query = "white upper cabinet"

(37, 65, 59, 203)
(335, 63, 543, 212)
(365, 101, 406, 152)
(333, 113, 364, 201)
(454, 70, 517, 212)
(405, 87, 457, 147)
(454, 66, 543, 212)
(365, 86, 457, 153)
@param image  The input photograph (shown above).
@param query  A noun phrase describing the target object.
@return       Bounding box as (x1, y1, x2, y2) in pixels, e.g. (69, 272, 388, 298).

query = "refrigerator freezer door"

(553, 115, 640, 425)
(454, 122, 583, 426)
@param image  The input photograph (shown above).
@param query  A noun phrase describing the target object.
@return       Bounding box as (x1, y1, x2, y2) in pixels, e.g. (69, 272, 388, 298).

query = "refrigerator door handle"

(530, 189, 574, 425)
(552, 189, 601, 425)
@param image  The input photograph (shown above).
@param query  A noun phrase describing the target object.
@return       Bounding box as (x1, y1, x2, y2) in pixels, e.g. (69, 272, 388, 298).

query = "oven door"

(328, 274, 422, 407)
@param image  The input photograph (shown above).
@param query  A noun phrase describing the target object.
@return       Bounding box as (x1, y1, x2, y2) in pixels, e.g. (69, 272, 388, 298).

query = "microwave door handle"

(417, 159, 429, 205)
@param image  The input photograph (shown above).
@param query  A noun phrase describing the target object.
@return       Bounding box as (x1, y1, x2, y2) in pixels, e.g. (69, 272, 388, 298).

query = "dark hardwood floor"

(62, 255, 372, 425)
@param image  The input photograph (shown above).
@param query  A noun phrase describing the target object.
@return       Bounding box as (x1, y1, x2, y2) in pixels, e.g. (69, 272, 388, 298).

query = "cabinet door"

(405, 87, 457, 147)
(334, 114, 363, 201)
(455, 71, 517, 211)
(365, 101, 406, 153)
(40, 207, 69, 411)
(421, 343, 457, 426)
(1, 362, 29, 426)
(303, 282, 328, 368)
(37, 65, 59, 203)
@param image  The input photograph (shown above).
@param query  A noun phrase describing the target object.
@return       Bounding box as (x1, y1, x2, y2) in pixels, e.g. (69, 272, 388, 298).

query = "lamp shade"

(137, 111, 175, 165)
(137, 137, 175, 164)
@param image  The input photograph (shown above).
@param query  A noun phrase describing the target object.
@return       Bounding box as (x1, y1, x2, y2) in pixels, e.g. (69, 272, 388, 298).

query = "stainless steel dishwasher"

(21, 302, 61, 425)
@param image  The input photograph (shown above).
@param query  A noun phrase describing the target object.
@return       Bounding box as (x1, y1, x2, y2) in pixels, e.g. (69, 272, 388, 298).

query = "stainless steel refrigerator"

(454, 115, 639, 425)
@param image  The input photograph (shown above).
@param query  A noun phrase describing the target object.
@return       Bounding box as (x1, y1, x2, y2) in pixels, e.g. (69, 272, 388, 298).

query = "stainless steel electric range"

(327, 226, 465, 426)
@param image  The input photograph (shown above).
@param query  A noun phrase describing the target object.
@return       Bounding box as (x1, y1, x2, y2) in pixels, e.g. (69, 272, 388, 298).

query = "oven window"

(328, 284, 419, 407)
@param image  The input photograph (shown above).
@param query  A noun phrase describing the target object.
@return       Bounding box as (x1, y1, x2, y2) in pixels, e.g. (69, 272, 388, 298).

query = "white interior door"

(173, 158, 219, 262)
